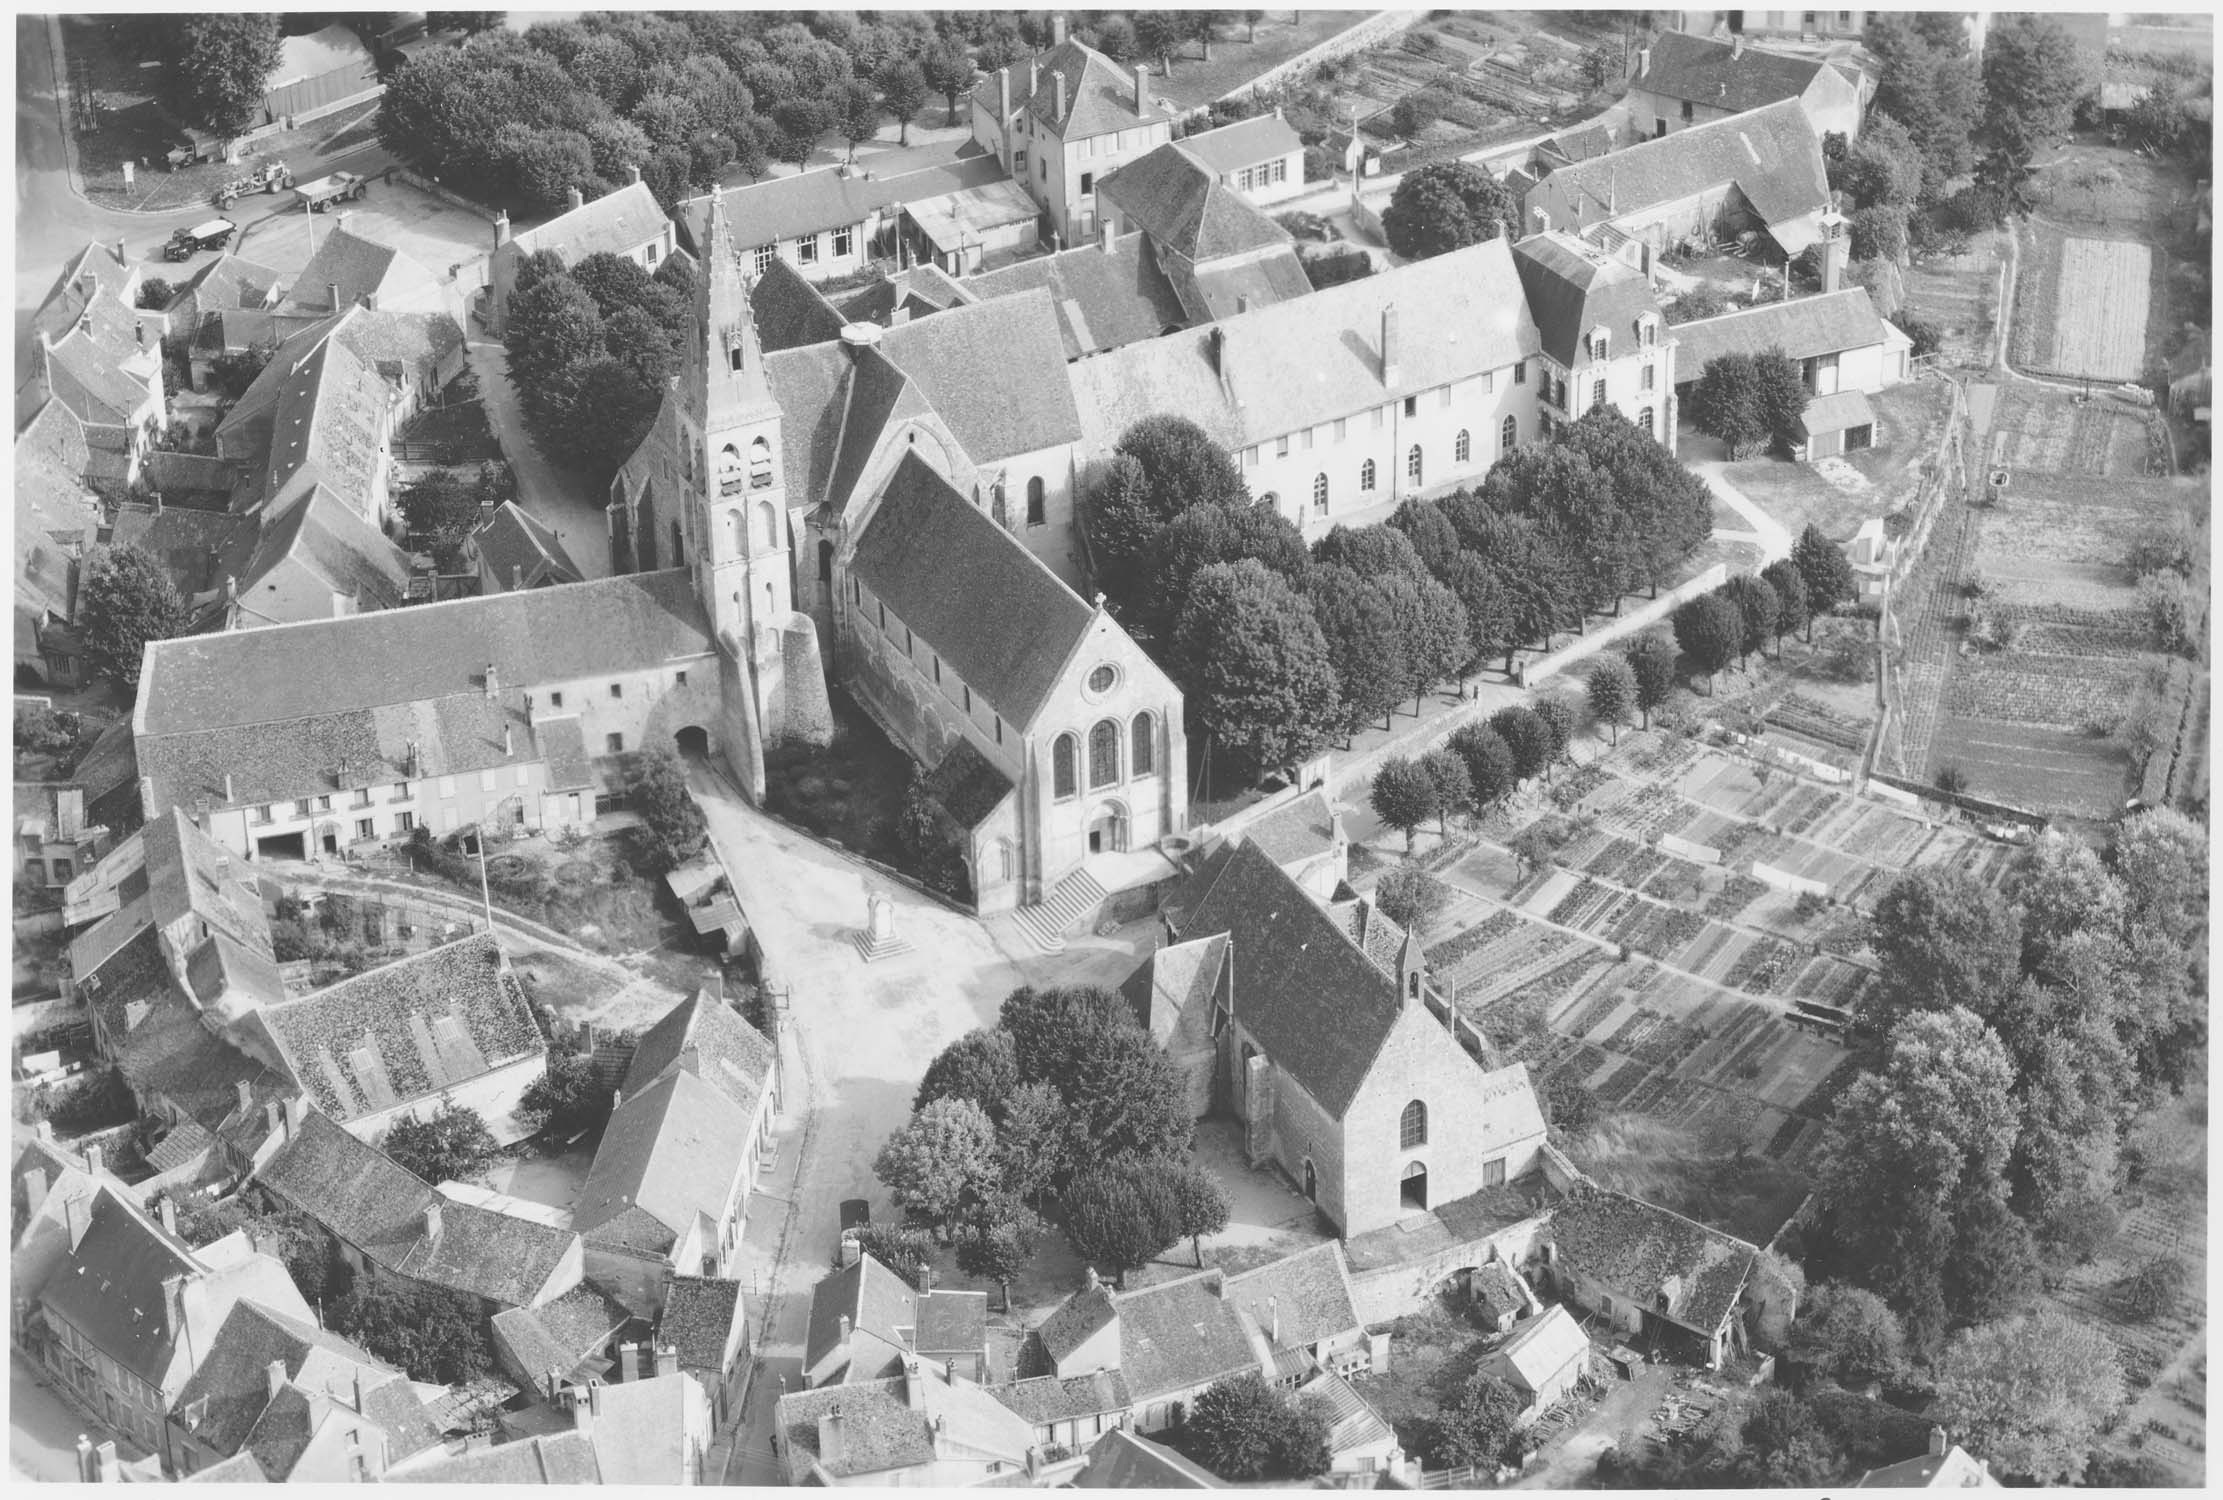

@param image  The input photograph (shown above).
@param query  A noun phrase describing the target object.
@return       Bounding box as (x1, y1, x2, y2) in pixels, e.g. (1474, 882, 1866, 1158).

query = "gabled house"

(1510, 229, 1678, 450)
(15, 396, 104, 687)
(474, 500, 585, 592)
(962, 230, 1189, 360)
(658, 1274, 750, 1430)
(804, 1251, 989, 1387)
(1626, 30, 1866, 143)
(15, 782, 109, 891)
(488, 178, 674, 337)
(1033, 1266, 1260, 1433)
(1178, 112, 1307, 207)
(1219, 791, 1348, 901)
(1482, 1302, 1592, 1420)
(1074, 1426, 1224, 1488)
(776, 1359, 1042, 1486)
(1296, 1368, 1404, 1477)
(285, 221, 447, 317)
(1097, 140, 1312, 323)
(385, 1429, 601, 1483)
(986, 1369, 1132, 1459)
(489, 1282, 638, 1396)
(1855, 1426, 2001, 1488)
(25, 240, 166, 491)
(1670, 279, 1911, 457)
(1223, 1241, 1371, 1385)
(1539, 1189, 1761, 1369)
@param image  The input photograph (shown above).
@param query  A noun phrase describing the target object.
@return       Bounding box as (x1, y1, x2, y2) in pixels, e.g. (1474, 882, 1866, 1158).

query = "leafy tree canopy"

(1382, 161, 1518, 260)
(380, 1098, 499, 1187)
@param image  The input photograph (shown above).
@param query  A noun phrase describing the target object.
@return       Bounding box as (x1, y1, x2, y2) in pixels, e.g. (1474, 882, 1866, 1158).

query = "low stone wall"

(1348, 1214, 1552, 1327)
(1751, 860, 1829, 899)
(1520, 564, 1731, 688)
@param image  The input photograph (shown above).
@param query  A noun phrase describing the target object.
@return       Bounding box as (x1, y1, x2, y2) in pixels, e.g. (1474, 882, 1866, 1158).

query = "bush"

(1276, 210, 1332, 241)
(1897, 312, 1944, 358)
(1934, 764, 1968, 794)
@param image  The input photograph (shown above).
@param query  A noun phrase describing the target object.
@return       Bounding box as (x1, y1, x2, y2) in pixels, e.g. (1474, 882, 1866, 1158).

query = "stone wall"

(1348, 1213, 1553, 1327)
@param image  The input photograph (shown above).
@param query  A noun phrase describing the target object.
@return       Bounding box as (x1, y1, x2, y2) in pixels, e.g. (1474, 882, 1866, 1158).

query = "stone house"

(775, 1359, 1042, 1486)
(1481, 1303, 1592, 1421)
(27, 240, 168, 493)
(15, 783, 108, 890)
(804, 1251, 992, 1388)
(1096, 140, 1312, 322)
(1297, 1369, 1404, 1477)
(110, 486, 412, 632)
(1671, 276, 1912, 458)
(1625, 30, 1865, 143)
(1511, 230, 1680, 451)
(1033, 1266, 1261, 1434)
(1224, 1241, 1372, 1385)
(1537, 1189, 1761, 1369)
(487, 179, 674, 338)
(1179, 113, 1308, 208)
(658, 1275, 750, 1431)
(284, 222, 448, 318)
(985, 1370, 1132, 1460)
(473, 501, 584, 593)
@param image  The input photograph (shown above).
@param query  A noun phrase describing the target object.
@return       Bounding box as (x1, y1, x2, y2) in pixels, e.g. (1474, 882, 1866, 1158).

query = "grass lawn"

(1146, 11, 1377, 110)
(1722, 380, 1958, 543)
(510, 948, 627, 1015)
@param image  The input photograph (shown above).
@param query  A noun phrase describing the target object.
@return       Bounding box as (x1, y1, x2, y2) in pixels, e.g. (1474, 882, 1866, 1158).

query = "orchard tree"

(381, 1098, 498, 1186)
(1374, 866, 1450, 934)
(164, 16, 284, 136)
(955, 1196, 1044, 1311)
(79, 545, 190, 687)
(1171, 561, 1341, 784)
(2108, 807, 2207, 950)
(922, 37, 976, 125)
(1381, 162, 1518, 261)
(1792, 523, 1857, 625)
(873, 1097, 1001, 1238)
(1420, 1371, 1525, 1469)
(1759, 559, 1810, 653)
(1134, 12, 1186, 73)
(1585, 655, 1637, 744)
(1625, 634, 1678, 726)
(1672, 592, 1743, 692)
(1448, 722, 1517, 808)
(1933, 1310, 2125, 1484)
(397, 469, 484, 566)
(1488, 705, 1552, 786)
(1168, 1163, 1231, 1266)
(1789, 1282, 1907, 1387)
(626, 747, 707, 873)
(1530, 696, 1577, 781)
(1369, 756, 1437, 850)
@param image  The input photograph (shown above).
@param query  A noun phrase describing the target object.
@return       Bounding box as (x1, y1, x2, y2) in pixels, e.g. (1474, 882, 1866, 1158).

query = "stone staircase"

(1012, 868, 1109, 954)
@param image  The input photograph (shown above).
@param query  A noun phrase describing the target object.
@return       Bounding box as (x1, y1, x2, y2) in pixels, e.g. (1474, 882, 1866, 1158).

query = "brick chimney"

(1132, 63, 1150, 117)
(159, 1196, 178, 1237)
(918, 1263, 933, 1296)
(484, 662, 499, 699)
(494, 211, 511, 249)
(1098, 219, 1115, 254)
(422, 1200, 442, 1245)
(817, 1404, 845, 1469)
(566, 186, 585, 213)
(267, 1358, 289, 1402)
(1381, 306, 1400, 386)
(328, 282, 342, 313)
(1732, 33, 1745, 60)
(902, 1356, 925, 1410)
(1052, 14, 1067, 47)
(1928, 1426, 1947, 1458)
(1637, 46, 1650, 76)
(1532, 206, 1551, 235)
(1053, 71, 1068, 123)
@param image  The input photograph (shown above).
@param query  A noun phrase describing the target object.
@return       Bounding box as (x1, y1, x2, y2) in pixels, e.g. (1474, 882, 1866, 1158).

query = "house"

(658, 1275, 749, 1430)
(775, 1360, 1041, 1486)
(110, 484, 412, 633)
(1670, 272, 1911, 458)
(1482, 1303, 1592, 1420)
(676, 146, 1014, 285)
(803, 1251, 991, 1387)
(473, 500, 585, 592)
(903, 179, 1047, 277)
(129, 569, 727, 860)
(1074, 1427, 1225, 1488)
(1224, 1241, 1372, 1385)
(15, 396, 104, 686)
(572, 989, 779, 1300)
(12, 1132, 134, 1314)
(574, 1369, 715, 1485)
(971, 20, 1178, 247)
(1511, 229, 1679, 450)
(1178, 112, 1308, 207)
(488, 1282, 637, 1395)
(830, 262, 977, 334)
(20, 1184, 312, 1474)
(488, 178, 675, 337)
(25, 240, 167, 491)
(233, 934, 546, 1143)
(1531, 123, 1617, 174)
(255, 23, 383, 130)
(1297, 1368, 1404, 1476)
(986, 1370, 1132, 1459)
(1539, 1189, 1761, 1369)
(962, 230, 1189, 359)
(167, 1298, 444, 1480)
(15, 783, 109, 890)
(384, 1429, 601, 1483)
(284, 221, 447, 317)
(1625, 30, 1865, 143)
(1097, 140, 1312, 324)
(1521, 98, 1833, 256)
(1856, 1426, 2002, 1488)
(1127, 840, 1549, 1237)
(1468, 1258, 1539, 1333)
(1068, 238, 1555, 540)
(1033, 1266, 1260, 1433)
(1677, 10, 1872, 42)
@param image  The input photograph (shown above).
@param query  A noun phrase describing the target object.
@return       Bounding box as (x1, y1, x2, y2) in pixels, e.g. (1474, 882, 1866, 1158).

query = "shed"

(1799, 388, 1878, 459)
(904, 181, 1043, 275)
(1483, 1304, 1592, 1419)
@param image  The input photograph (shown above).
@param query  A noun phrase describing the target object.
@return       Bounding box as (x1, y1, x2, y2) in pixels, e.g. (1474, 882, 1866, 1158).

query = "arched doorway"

(1303, 1160, 1317, 1201)
(676, 725, 710, 758)
(1401, 1161, 1428, 1211)
(1087, 801, 1128, 855)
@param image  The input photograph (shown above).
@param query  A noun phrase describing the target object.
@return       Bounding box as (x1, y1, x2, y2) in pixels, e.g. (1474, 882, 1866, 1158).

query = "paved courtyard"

(230, 177, 491, 316)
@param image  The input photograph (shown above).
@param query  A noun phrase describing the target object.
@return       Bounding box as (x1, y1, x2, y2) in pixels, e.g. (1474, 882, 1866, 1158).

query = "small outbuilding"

(1482, 1304, 1592, 1421)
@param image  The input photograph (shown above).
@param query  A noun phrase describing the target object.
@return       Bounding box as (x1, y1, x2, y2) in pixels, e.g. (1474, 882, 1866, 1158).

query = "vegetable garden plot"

(1932, 721, 2134, 821)
(2050, 238, 2154, 383)
(1945, 652, 2147, 725)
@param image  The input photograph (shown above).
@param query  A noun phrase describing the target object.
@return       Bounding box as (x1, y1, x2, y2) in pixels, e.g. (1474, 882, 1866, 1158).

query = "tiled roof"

(748, 256, 850, 355)
(776, 1378, 933, 1478)
(1122, 932, 1227, 1047)
(987, 1369, 1131, 1425)
(474, 501, 583, 590)
(1635, 30, 1834, 113)
(583, 1371, 705, 1486)
(849, 452, 1096, 729)
(492, 1283, 631, 1387)
(512, 181, 670, 264)
(1298, 1368, 1396, 1455)
(1511, 231, 1668, 369)
(332, 308, 465, 387)
(1224, 1241, 1360, 1352)
(255, 331, 392, 519)
(1181, 251, 1313, 323)
(681, 151, 1008, 254)
(1472, 1260, 1531, 1324)
(574, 1068, 750, 1249)
(804, 1254, 919, 1375)
(1488, 1303, 1591, 1393)
(621, 988, 777, 1115)
(172, 253, 286, 326)
(1802, 387, 1877, 435)
(1856, 1444, 1997, 1488)
(254, 935, 540, 1124)
(975, 40, 1171, 137)
(1540, 123, 1616, 166)
(832, 263, 976, 328)
(397, 1197, 576, 1308)
(1672, 287, 1889, 372)
(660, 1275, 743, 1375)
(183, 1452, 268, 1483)
(387, 1430, 601, 1484)
(874, 288, 1084, 460)
(1548, 1188, 1758, 1335)
(1101, 143, 1294, 263)
(965, 234, 1188, 358)
(1235, 790, 1339, 867)
(37, 1187, 198, 1387)
(921, 737, 1014, 830)
(914, 1289, 989, 1356)
(256, 1110, 436, 1272)
(173, 1299, 438, 1465)
(232, 483, 411, 622)
(1069, 237, 1539, 455)
(1037, 1284, 1118, 1364)
(1110, 1269, 1257, 1402)
(1180, 114, 1305, 176)
(1523, 98, 1830, 247)
(288, 226, 440, 315)
(1075, 1426, 1226, 1488)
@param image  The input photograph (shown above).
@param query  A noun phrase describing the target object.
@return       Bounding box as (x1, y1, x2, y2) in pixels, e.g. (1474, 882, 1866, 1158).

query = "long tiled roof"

(1076, 1427, 1225, 1487)
(1109, 1270, 1256, 1402)
(848, 452, 1096, 728)
(1635, 30, 1836, 113)
(873, 288, 1084, 460)
(1670, 287, 1890, 372)
(622, 989, 776, 1116)
(1101, 143, 1294, 263)
(1037, 1284, 1117, 1364)
(492, 1282, 631, 1387)
(748, 255, 851, 355)
(288, 225, 440, 315)
(253, 331, 392, 519)
(387, 1430, 601, 1484)
(397, 1197, 576, 1308)
(256, 1110, 436, 1272)
(1549, 1189, 1758, 1335)
(513, 180, 669, 263)
(254, 936, 540, 1124)
(574, 1067, 750, 1249)
(776, 1378, 933, 1478)
(1180, 113, 1305, 175)
(1224, 1241, 1360, 1352)
(1511, 231, 1668, 369)
(974, 39, 1171, 137)
(988, 1369, 1132, 1425)
(965, 234, 1188, 358)
(230, 484, 412, 624)
(1069, 237, 1539, 455)
(1522, 98, 1829, 244)
(804, 1254, 919, 1375)
(682, 152, 1007, 253)
(660, 1275, 743, 1375)
(1182, 251, 1314, 323)
(174, 1299, 439, 1465)
(1235, 790, 1339, 867)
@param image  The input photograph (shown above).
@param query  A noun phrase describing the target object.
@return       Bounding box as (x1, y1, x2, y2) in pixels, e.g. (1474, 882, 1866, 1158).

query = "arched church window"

(1052, 735, 1078, 800)
(1131, 713, 1155, 776)
(718, 444, 743, 496)
(1399, 1099, 1427, 1149)
(758, 501, 779, 551)
(727, 509, 744, 554)
(1026, 476, 1046, 526)
(1088, 721, 1120, 788)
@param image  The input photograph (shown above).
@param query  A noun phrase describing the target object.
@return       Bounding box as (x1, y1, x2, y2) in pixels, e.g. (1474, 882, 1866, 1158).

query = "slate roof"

(225, 484, 412, 625)
(492, 1286, 626, 1389)
(387, 1430, 601, 1484)
(965, 234, 1188, 358)
(1489, 1303, 1591, 1394)
(804, 1254, 919, 1376)
(1233, 789, 1339, 867)
(583, 1370, 706, 1486)
(679, 150, 1006, 253)
(1183, 251, 1314, 323)
(1069, 237, 1539, 455)
(1101, 143, 1294, 263)
(573, 1068, 750, 1250)
(1671, 287, 1890, 373)
(1037, 1284, 1118, 1365)
(1511, 231, 1668, 369)
(1522, 98, 1830, 246)
(1121, 932, 1227, 1047)
(256, 1110, 436, 1272)
(1539, 124, 1616, 167)
(1109, 1269, 1258, 1402)
(660, 1275, 744, 1376)
(512, 180, 669, 263)
(748, 256, 850, 355)
(873, 288, 1084, 460)
(332, 308, 465, 388)
(173, 1300, 439, 1466)
(776, 1378, 933, 1478)
(1180, 113, 1306, 176)
(134, 569, 712, 813)
(621, 988, 776, 1116)
(474, 501, 583, 590)
(921, 737, 1015, 831)
(397, 1196, 575, 1308)
(1802, 387, 1877, 436)
(253, 935, 539, 1123)
(1224, 1241, 1361, 1353)
(1635, 30, 1838, 113)
(37, 1187, 199, 1387)
(288, 226, 440, 315)
(848, 452, 1096, 729)
(975, 39, 1173, 138)
(987, 1369, 1132, 1425)
(1075, 1427, 1225, 1488)
(1549, 1189, 1758, 1335)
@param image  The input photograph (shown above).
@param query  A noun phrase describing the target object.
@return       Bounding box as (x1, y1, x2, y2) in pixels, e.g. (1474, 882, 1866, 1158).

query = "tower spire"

(702, 187, 778, 430)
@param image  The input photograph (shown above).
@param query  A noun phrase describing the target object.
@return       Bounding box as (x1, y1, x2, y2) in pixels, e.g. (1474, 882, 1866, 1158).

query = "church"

(608, 190, 1186, 912)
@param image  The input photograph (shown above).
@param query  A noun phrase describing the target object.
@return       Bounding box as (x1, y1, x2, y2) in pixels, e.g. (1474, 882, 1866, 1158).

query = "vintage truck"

(212, 160, 291, 209)
(164, 219, 237, 262)
(294, 171, 370, 212)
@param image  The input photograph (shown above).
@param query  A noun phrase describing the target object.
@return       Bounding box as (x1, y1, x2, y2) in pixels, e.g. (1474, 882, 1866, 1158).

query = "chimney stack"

(1084, 1266, 1100, 1293)
(85, 1145, 104, 1178)
(1928, 1426, 1948, 1458)
(75, 1436, 94, 1484)
(1237, 294, 1252, 315)
(903, 1356, 925, 1410)
(1532, 206, 1551, 235)
(134, 321, 145, 347)
(485, 662, 499, 699)
(328, 282, 342, 313)
(512, 564, 523, 592)
(1052, 15, 1067, 47)
(1054, 71, 1068, 123)
(223, 771, 236, 803)
(1637, 46, 1650, 76)
(619, 1343, 641, 1382)
(817, 1405, 845, 1469)
(265, 1099, 283, 1139)
(1027, 57, 1039, 102)
(1268, 1295, 1280, 1346)
(95, 1440, 119, 1484)
(918, 1263, 933, 1296)
(1098, 219, 1115, 254)
(502, 722, 514, 757)
(838, 1313, 852, 1341)
(628, 163, 642, 185)
(494, 211, 511, 249)
(268, 1359, 289, 1401)
(1732, 33, 1745, 60)
(998, 70, 1013, 174)
(1381, 307, 1400, 386)
(159, 1196, 178, 1236)
(1132, 63, 1150, 118)
(64, 1195, 90, 1251)
(567, 186, 585, 213)
(422, 1200, 442, 1244)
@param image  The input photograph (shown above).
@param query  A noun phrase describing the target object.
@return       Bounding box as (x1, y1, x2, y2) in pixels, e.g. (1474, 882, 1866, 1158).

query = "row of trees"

(873, 985, 1229, 1303)
(1672, 526, 1860, 690)
(1092, 407, 1716, 787)
(499, 247, 696, 477)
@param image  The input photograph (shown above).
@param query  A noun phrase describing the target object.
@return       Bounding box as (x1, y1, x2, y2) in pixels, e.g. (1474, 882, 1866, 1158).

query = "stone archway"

(1401, 1160, 1429, 1211)
(676, 725, 710, 758)
(1086, 799, 1129, 856)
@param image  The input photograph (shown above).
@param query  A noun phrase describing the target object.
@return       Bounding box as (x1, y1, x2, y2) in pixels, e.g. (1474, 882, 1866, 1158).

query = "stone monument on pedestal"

(852, 887, 914, 962)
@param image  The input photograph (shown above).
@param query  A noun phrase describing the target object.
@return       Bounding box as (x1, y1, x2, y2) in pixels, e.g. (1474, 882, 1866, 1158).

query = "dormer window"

(1639, 315, 1658, 348)
(1588, 326, 1610, 361)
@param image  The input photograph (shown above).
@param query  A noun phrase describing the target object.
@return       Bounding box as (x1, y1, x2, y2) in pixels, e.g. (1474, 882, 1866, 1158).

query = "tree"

(1720, 575, 1779, 670)
(380, 1098, 497, 1186)
(1133, 12, 1186, 73)
(2122, 1254, 2191, 1322)
(1668, 283, 1731, 324)
(396, 469, 483, 566)
(1421, 1370, 1525, 1469)
(876, 57, 928, 145)
(914, 1028, 1021, 1118)
(954, 1196, 1044, 1311)
(1751, 349, 1810, 454)
(211, 339, 276, 398)
(845, 1222, 935, 1282)
(1833, 113, 1925, 208)
(517, 1051, 614, 1140)
(1374, 866, 1450, 934)
(1758, 559, 1809, 653)
(626, 746, 707, 873)
(1369, 757, 1437, 850)
(1185, 1373, 1332, 1480)
(875, 1097, 1000, 1237)
(1307, 565, 1410, 733)
(1141, 501, 1309, 644)
(828, 77, 883, 162)
(1850, 204, 1910, 264)
(1689, 353, 1770, 457)
(1672, 593, 1743, 692)
(1789, 1282, 1906, 1387)
(1171, 561, 1341, 785)
(996, 1080, 1071, 1205)
(1168, 1164, 1231, 1266)
(1447, 722, 1517, 808)
(331, 1279, 492, 1384)
(2109, 807, 2207, 949)
(1864, 868, 2024, 1032)
(922, 37, 975, 125)
(1063, 1162, 1182, 1281)
(1625, 635, 1678, 727)
(1586, 655, 1636, 744)
(995, 987, 1194, 1173)
(427, 13, 507, 35)
(1530, 696, 1577, 780)
(163, 16, 283, 136)
(78, 545, 189, 687)
(136, 278, 176, 312)
(1419, 748, 1472, 832)
(770, 97, 827, 170)
(1381, 161, 1518, 261)
(1792, 523, 1857, 628)
(504, 274, 605, 407)
(1863, 14, 1984, 193)
(1980, 16, 2091, 183)
(1488, 705, 1551, 786)
(1933, 1310, 2125, 1484)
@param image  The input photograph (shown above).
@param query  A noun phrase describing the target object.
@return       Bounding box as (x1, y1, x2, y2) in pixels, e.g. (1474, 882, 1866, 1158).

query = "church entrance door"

(1087, 802, 1128, 855)
(1401, 1161, 1429, 1211)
